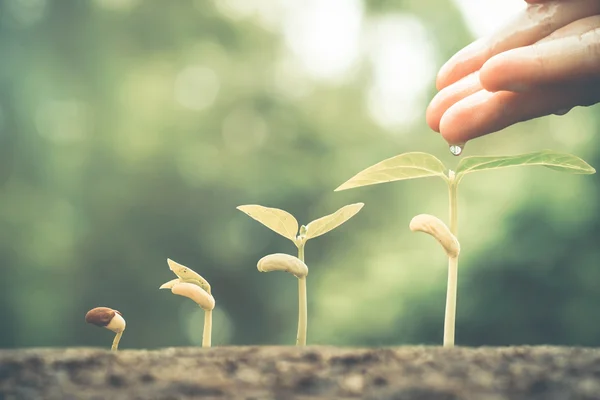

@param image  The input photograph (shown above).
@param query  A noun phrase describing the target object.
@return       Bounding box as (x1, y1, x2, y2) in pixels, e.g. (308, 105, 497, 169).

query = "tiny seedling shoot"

(237, 202, 364, 345)
(336, 150, 595, 347)
(257, 252, 308, 341)
(160, 258, 215, 347)
(85, 307, 126, 351)
(409, 214, 460, 346)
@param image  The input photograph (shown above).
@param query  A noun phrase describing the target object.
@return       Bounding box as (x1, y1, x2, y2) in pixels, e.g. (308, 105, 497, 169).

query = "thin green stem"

(449, 171, 458, 236)
(203, 309, 212, 347)
(296, 245, 307, 346)
(444, 170, 459, 347)
(444, 256, 458, 346)
(111, 331, 122, 351)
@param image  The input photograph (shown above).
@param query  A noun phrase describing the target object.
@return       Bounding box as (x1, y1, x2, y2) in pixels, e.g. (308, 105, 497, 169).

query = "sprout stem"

(296, 245, 307, 346)
(203, 309, 212, 347)
(111, 332, 122, 351)
(445, 171, 459, 347)
(444, 256, 458, 346)
(449, 172, 458, 236)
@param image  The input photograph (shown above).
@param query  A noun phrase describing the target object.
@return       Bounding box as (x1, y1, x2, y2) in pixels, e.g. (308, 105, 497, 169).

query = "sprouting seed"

(160, 259, 215, 347)
(85, 307, 126, 351)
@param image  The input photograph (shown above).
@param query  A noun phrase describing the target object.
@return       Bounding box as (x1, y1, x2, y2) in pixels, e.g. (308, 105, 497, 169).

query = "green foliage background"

(1, 0, 599, 349)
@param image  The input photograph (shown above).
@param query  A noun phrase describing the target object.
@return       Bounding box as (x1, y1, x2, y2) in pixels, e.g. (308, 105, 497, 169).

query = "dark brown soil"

(1, 346, 600, 400)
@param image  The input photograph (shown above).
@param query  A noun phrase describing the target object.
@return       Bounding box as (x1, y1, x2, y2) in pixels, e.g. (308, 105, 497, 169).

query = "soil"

(1, 346, 600, 400)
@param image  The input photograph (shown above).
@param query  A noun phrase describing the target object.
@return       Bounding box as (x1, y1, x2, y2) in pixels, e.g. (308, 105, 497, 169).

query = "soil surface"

(1, 346, 600, 400)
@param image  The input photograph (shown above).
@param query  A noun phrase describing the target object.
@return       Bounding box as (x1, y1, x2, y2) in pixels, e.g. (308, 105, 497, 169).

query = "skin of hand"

(426, 0, 600, 146)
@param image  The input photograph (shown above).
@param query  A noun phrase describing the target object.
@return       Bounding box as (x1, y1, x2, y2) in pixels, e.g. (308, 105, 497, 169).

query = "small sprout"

(85, 307, 126, 351)
(257, 253, 308, 278)
(257, 253, 308, 346)
(409, 214, 459, 258)
(237, 202, 364, 346)
(409, 214, 460, 346)
(160, 259, 215, 347)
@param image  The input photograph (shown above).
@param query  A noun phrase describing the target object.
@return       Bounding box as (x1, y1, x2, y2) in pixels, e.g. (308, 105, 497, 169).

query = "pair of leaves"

(237, 203, 364, 245)
(160, 259, 211, 294)
(335, 150, 595, 191)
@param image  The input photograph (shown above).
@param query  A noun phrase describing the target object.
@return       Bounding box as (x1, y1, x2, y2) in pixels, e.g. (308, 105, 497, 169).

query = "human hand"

(426, 0, 600, 147)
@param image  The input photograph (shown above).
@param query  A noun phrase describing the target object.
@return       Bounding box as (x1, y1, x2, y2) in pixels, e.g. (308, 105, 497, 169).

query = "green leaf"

(236, 204, 299, 242)
(167, 259, 211, 293)
(455, 150, 596, 183)
(335, 152, 448, 191)
(304, 203, 364, 240)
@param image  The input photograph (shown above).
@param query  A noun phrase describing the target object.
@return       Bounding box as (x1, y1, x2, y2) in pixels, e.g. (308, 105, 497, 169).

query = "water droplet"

(449, 144, 463, 156)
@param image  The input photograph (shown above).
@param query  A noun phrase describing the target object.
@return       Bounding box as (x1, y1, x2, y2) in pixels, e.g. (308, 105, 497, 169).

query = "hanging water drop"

(449, 144, 463, 156)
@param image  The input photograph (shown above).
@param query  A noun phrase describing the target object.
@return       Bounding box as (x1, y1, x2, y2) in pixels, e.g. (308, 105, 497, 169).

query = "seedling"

(336, 150, 595, 346)
(160, 258, 215, 347)
(85, 307, 126, 351)
(237, 202, 364, 345)
(410, 214, 460, 346)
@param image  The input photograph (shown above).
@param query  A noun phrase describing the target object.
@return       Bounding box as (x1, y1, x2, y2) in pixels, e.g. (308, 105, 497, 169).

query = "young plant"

(237, 202, 364, 345)
(160, 258, 215, 347)
(85, 307, 126, 351)
(336, 150, 595, 346)
(410, 214, 460, 346)
(258, 252, 309, 341)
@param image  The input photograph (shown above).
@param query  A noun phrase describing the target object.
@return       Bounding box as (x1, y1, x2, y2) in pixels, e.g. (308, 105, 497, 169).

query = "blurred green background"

(1, 0, 599, 349)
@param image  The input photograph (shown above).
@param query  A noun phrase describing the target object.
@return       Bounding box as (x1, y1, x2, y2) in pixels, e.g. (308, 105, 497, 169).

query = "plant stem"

(111, 332, 122, 351)
(203, 309, 212, 347)
(296, 244, 307, 346)
(449, 170, 458, 236)
(444, 170, 459, 347)
(444, 256, 458, 346)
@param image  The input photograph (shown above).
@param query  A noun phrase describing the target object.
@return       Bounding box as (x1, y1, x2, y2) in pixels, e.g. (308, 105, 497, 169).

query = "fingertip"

(425, 95, 443, 132)
(426, 106, 441, 133)
(438, 106, 471, 145)
(438, 90, 497, 144)
(435, 66, 451, 91)
(428, 73, 483, 134)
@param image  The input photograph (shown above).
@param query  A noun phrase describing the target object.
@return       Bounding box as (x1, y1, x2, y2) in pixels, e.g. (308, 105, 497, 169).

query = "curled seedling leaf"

(85, 307, 126, 351)
(159, 278, 180, 290)
(258, 253, 308, 278)
(257, 253, 309, 346)
(167, 258, 211, 293)
(160, 259, 215, 347)
(410, 214, 460, 258)
(171, 282, 215, 311)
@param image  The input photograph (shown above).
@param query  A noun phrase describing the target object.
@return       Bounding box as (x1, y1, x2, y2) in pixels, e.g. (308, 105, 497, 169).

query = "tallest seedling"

(336, 150, 595, 346)
(237, 202, 364, 345)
